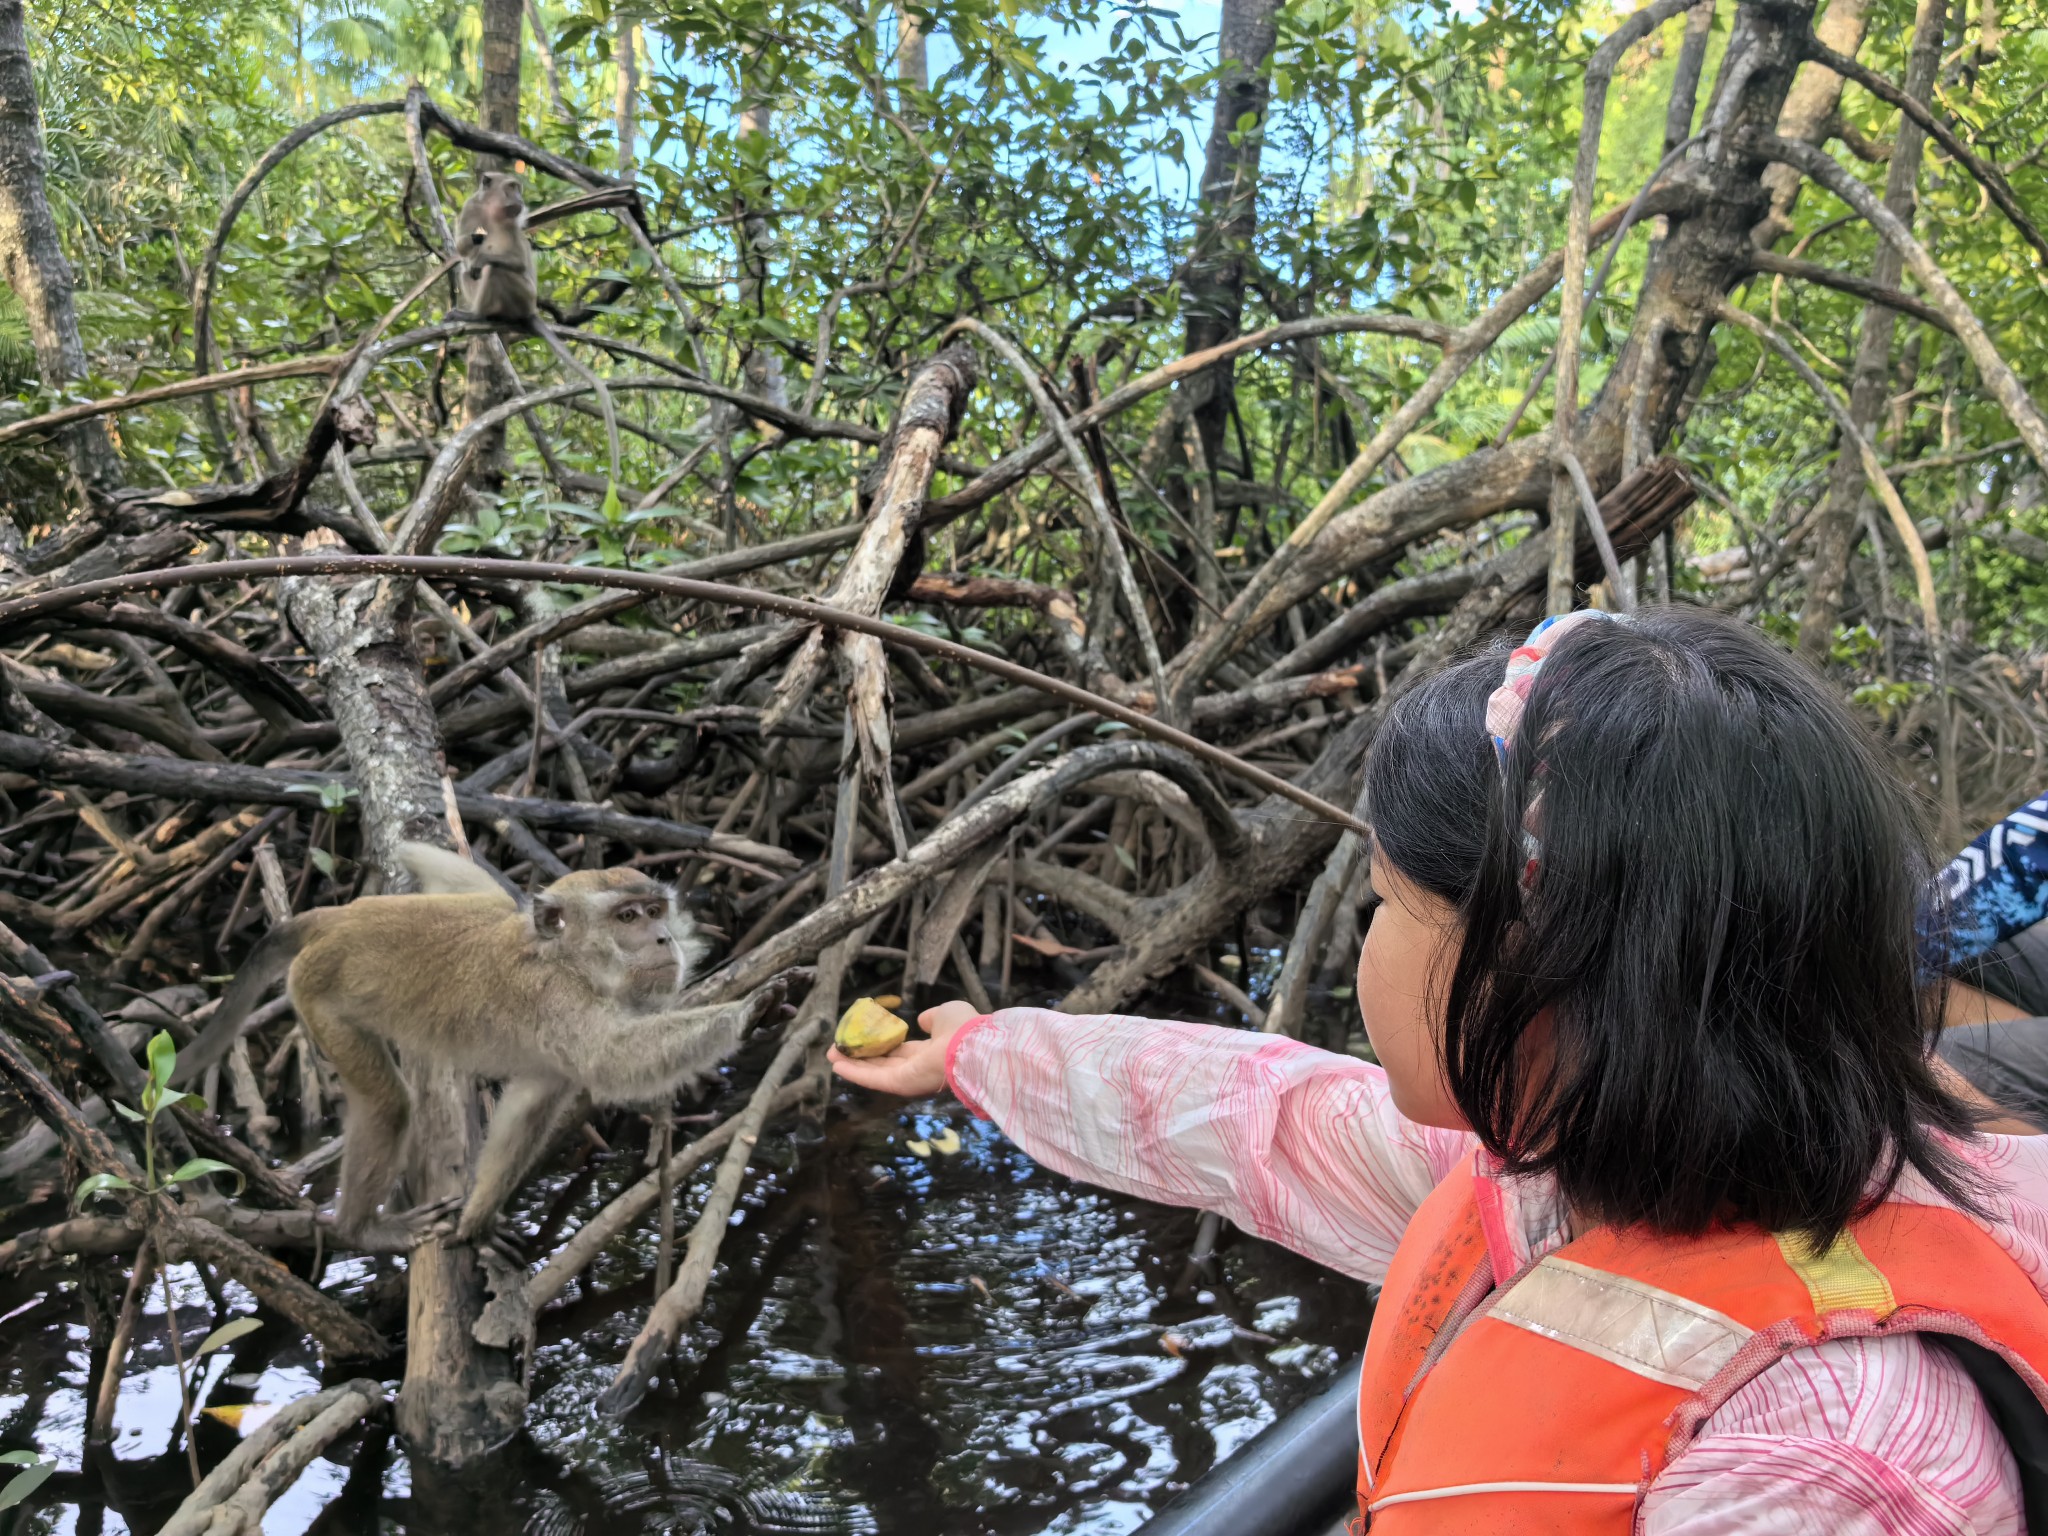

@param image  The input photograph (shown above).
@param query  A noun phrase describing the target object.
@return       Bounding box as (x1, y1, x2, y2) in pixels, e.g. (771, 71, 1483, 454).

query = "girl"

(831, 606, 2048, 1534)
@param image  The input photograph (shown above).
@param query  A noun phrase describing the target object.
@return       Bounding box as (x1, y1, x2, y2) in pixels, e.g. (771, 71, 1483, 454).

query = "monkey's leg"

(530, 319, 621, 492)
(454, 1076, 577, 1245)
(303, 1011, 414, 1250)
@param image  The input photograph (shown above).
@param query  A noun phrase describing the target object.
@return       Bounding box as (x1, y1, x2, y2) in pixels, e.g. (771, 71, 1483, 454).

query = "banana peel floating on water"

(904, 1128, 962, 1159)
(835, 997, 909, 1059)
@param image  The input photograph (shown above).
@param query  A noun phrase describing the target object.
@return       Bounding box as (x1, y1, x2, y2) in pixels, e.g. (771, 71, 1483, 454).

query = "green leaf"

(1113, 844, 1138, 875)
(146, 1030, 177, 1092)
(193, 1315, 264, 1358)
(165, 1158, 244, 1192)
(112, 1101, 145, 1122)
(600, 481, 623, 523)
(73, 1172, 136, 1207)
(309, 847, 336, 878)
(0, 1461, 51, 1511)
(0, 1452, 42, 1465)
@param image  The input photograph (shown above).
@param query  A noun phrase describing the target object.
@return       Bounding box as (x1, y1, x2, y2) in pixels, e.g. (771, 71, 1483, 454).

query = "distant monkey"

(449, 172, 623, 491)
(179, 845, 796, 1248)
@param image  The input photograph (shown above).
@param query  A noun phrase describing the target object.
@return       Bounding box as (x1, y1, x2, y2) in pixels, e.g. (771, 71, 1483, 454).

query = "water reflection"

(0, 977, 1373, 1535)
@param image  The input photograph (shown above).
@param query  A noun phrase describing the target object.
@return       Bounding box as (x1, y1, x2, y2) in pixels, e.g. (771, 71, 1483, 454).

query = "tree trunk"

(1795, 0, 1945, 658)
(1755, 0, 1873, 246)
(0, 0, 121, 506)
(524, 0, 574, 126)
(1664, 1, 1715, 154)
(614, 16, 640, 177)
(460, 0, 525, 495)
(895, 3, 928, 98)
(477, 0, 522, 163)
(279, 535, 520, 1464)
(735, 67, 788, 411)
(1180, 0, 1280, 473)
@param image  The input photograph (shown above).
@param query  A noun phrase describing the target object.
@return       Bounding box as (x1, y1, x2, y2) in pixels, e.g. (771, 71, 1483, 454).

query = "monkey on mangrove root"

(449, 171, 622, 492)
(177, 844, 802, 1250)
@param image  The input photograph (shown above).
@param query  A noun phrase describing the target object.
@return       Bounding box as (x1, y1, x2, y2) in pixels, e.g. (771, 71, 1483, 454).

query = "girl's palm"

(828, 1001, 980, 1098)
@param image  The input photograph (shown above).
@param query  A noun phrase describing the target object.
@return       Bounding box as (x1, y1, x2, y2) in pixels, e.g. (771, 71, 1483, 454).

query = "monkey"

(453, 172, 538, 323)
(448, 172, 623, 495)
(177, 845, 799, 1249)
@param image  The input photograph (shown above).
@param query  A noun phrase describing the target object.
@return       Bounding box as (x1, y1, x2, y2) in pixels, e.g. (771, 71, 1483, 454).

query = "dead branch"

(1715, 300, 1939, 638)
(0, 555, 1371, 833)
(1751, 132, 2048, 478)
(0, 357, 346, 447)
(1744, 250, 1956, 334)
(598, 1014, 825, 1415)
(1801, 36, 2048, 270)
(1167, 196, 1659, 699)
(157, 1379, 386, 1536)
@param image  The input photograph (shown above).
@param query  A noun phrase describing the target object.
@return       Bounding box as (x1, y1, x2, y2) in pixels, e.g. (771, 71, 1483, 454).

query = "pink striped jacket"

(946, 1008, 2048, 1535)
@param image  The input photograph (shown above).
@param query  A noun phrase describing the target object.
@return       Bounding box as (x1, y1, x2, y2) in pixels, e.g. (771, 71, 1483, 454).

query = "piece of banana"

(835, 997, 910, 1058)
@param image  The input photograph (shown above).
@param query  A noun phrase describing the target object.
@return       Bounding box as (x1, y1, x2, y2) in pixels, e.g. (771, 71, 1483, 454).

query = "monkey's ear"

(532, 896, 567, 937)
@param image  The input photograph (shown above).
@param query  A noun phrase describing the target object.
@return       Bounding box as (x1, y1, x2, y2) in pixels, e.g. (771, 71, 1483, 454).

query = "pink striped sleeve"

(1645, 1335, 2021, 1535)
(946, 1006, 1476, 1284)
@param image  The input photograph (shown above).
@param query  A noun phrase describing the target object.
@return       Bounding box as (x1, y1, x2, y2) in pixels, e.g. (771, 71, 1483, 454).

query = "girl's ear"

(532, 897, 567, 937)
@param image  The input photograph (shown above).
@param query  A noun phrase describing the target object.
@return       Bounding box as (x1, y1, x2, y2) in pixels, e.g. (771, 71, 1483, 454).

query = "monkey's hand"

(737, 965, 814, 1034)
(411, 1195, 528, 1261)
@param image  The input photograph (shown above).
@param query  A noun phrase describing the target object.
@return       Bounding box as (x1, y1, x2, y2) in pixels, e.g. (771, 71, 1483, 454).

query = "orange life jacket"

(1354, 1153, 2048, 1533)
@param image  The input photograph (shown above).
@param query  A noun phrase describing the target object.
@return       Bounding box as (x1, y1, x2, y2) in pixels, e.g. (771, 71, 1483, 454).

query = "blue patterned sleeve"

(1938, 796, 2048, 963)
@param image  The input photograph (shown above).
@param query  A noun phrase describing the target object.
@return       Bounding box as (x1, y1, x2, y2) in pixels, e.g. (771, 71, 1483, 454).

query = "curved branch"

(1745, 249, 1955, 334)
(683, 741, 1251, 1004)
(0, 356, 343, 447)
(1715, 300, 1938, 639)
(1550, 0, 1701, 608)
(31, 602, 317, 721)
(1165, 197, 1652, 700)
(191, 101, 406, 381)
(0, 555, 1372, 835)
(928, 311, 1456, 518)
(1749, 132, 2048, 479)
(949, 318, 1168, 703)
(1803, 37, 2048, 270)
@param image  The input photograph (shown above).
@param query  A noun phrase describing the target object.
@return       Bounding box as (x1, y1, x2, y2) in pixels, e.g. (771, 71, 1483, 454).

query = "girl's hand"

(829, 1000, 982, 1098)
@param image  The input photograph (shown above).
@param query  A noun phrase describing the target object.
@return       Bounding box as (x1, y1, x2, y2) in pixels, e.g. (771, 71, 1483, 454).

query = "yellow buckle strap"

(1775, 1229, 1897, 1317)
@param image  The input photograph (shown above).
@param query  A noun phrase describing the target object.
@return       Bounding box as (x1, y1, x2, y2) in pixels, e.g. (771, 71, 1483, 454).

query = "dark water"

(0, 977, 1375, 1536)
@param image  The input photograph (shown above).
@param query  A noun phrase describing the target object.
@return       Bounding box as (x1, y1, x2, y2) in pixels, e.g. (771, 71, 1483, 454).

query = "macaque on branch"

(179, 844, 800, 1249)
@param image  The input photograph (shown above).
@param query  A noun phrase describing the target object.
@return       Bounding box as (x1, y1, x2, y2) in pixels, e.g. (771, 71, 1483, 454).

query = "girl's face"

(1358, 849, 1470, 1129)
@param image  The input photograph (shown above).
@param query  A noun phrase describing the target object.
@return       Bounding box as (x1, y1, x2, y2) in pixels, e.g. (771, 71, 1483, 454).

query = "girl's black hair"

(1366, 605, 1980, 1243)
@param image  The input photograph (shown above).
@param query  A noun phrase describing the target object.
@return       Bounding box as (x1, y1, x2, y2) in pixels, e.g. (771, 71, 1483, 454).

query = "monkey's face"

(478, 171, 526, 219)
(531, 870, 700, 1003)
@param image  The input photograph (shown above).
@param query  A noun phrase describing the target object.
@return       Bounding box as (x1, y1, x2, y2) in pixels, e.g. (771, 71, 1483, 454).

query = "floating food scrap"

(835, 997, 909, 1058)
(201, 1403, 281, 1435)
(929, 1128, 961, 1156)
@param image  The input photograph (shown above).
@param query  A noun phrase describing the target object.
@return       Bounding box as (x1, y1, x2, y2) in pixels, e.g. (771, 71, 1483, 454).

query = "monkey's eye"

(614, 905, 641, 924)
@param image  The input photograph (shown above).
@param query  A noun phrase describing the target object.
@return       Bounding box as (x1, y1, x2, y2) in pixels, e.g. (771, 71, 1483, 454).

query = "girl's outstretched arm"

(833, 1002, 1474, 1286)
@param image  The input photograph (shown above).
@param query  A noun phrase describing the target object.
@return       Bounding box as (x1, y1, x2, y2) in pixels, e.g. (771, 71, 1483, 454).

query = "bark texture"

(1180, 0, 1281, 471)
(279, 536, 520, 1462)
(1795, 0, 1944, 657)
(1755, 0, 1872, 245)
(0, 0, 120, 502)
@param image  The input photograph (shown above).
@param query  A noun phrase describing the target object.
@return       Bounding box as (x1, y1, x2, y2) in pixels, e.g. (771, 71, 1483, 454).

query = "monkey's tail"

(171, 915, 319, 1088)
